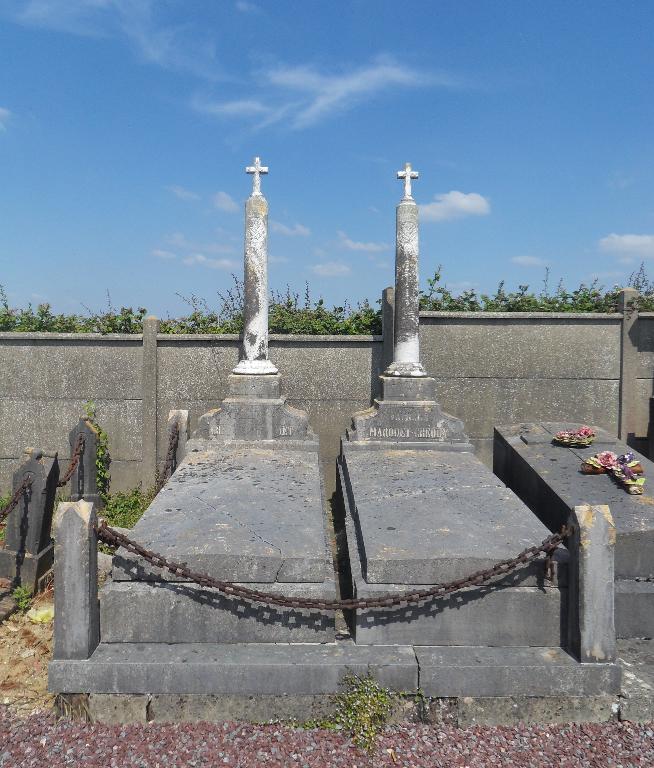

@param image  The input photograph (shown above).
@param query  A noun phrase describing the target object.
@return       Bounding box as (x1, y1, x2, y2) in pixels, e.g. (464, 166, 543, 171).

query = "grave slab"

(113, 445, 330, 584)
(494, 423, 654, 580)
(340, 441, 555, 584)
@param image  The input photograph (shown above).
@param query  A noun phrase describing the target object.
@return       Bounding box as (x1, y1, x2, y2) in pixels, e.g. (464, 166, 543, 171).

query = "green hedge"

(2, 266, 653, 335)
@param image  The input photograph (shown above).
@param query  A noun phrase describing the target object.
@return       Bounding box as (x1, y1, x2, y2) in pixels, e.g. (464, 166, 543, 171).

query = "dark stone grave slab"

(494, 422, 654, 639)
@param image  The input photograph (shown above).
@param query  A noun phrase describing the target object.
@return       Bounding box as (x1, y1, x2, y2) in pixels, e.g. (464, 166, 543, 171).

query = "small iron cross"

(397, 162, 419, 200)
(246, 156, 268, 196)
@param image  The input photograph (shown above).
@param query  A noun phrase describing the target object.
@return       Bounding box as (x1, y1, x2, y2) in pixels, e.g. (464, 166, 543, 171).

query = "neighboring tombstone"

(0, 448, 59, 590)
(68, 417, 100, 507)
(166, 409, 190, 473)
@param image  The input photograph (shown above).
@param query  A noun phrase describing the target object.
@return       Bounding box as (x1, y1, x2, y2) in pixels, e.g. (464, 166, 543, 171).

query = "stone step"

(416, 646, 620, 697)
(49, 642, 418, 695)
(49, 642, 620, 699)
(100, 580, 337, 644)
(616, 580, 654, 639)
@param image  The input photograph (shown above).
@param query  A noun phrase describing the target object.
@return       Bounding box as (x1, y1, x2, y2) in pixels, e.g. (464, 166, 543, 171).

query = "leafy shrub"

(12, 585, 32, 612)
(419, 265, 653, 313)
(102, 486, 154, 529)
(83, 402, 111, 504)
(332, 674, 394, 752)
(2, 265, 653, 336)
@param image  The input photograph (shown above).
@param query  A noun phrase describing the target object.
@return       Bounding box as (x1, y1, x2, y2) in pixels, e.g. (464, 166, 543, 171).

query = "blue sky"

(0, 0, 653, 315)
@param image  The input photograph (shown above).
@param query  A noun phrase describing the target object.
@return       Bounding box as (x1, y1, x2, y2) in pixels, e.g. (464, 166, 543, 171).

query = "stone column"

(233, 156, 278, 375)
(618, 287, 638, 443)
(142, 315, 160, 487)
(386, 163, 426, 378)
(567, 504, 616, 663)
(52, 501, 99, 660)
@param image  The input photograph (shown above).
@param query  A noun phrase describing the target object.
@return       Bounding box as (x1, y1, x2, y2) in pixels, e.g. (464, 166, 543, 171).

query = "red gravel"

(1, 706, 654, 767)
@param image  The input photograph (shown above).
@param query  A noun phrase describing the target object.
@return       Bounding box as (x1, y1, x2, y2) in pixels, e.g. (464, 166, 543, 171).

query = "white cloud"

(235, 1, 260, 12)
(151, 249, 176, 260)
(166, 185, 200, 201)
(194, 98, 270, 118)
(182, 253, 239, 270)
(213, 191, 239, 213)
(311, 261, 351, 277)
(421, 191, 491, 222)
(266, 58, 459, 129)
(194, 56, 463, 131)
(337, 230, 390, 253)
(269, 254, 289, 264)
(511, 255, 547, 267)
(0, 107, 11, 131)
(271, 221, 310, 237)
(8, 1, 221, 80)
(598, 234, 654, 258)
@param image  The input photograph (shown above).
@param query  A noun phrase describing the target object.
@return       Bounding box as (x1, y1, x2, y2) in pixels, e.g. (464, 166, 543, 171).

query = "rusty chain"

(96, 520, 571, 612)
(157, 421, 180, 491)
(0, 476, 33, 526)
(57, 433, 85, 488)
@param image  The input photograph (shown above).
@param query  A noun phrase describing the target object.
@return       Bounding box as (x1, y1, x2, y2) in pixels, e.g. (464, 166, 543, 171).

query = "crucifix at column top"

(246, 156, 268, 196)
(397, 162, 419, 201)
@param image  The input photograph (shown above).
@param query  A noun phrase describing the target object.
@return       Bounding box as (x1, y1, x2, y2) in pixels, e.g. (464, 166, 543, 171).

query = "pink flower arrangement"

(595, 451, 619, 469)
(553, 425, 596, 446)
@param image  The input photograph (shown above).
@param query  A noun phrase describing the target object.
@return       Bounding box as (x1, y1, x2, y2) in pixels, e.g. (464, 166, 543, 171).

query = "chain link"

(97, 520, 571, 612)
(57, 433, 86, 488)
(0, 476, 33, 526)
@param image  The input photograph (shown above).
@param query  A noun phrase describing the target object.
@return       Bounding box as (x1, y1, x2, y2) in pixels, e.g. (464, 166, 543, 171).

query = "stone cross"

(397, 162, 419, 200)
(233, 156, 278, 375)
(385, 162, 426, 377)
(246, 156, 268, 197)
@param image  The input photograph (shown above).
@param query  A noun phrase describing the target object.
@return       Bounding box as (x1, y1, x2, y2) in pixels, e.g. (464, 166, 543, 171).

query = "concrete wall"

(0, 289, 649, 499)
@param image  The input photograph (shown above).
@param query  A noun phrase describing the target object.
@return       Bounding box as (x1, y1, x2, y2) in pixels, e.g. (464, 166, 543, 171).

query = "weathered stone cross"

(397, 162, 419, 200)
(246, 156, 268, 196)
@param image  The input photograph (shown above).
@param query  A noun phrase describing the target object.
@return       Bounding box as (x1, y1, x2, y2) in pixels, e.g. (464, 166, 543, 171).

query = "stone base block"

(193, 374, 314, 442)
(349, 376, 470, 445)
(450, 695, 618, 727)
(618, 638, 654, 722)
(353, 584, 565, 647)
(0, 543, 53, 591)
(416, 646, 620, 697)
(49, 642, 418, 695)
(616, 581, 654, 639)
(100, 580, 337, 643)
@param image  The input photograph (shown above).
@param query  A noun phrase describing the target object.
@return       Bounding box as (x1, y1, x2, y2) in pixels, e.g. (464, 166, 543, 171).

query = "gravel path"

(2, 707, 654, 767)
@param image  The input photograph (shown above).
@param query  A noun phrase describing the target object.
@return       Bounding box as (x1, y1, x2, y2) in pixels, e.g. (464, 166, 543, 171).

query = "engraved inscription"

(368, 426, 448, 440)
